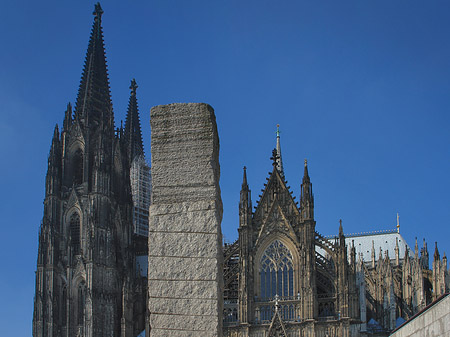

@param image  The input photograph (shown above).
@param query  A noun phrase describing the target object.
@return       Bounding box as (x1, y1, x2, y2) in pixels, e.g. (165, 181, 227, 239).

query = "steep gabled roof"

(253, 163, 300, 233)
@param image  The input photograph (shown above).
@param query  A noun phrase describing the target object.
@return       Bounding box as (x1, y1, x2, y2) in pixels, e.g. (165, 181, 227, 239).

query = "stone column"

(148, 103, 223, 337)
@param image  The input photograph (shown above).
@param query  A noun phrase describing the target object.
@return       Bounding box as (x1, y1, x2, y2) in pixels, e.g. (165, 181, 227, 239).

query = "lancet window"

(260, 240, 294, 299)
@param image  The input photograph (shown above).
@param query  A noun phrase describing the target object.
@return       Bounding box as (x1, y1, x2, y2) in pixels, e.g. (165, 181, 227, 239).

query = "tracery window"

(260, 240, 294, 299)
(70, 213, 81, 255)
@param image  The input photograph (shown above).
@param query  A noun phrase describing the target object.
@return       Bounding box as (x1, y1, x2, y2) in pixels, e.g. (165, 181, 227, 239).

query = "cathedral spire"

(74, 2, 113, 127)
(63, 102, 72, 132)
(303, 159, 310, 184)
(415, 237, 419, 259)
(239, 166, 252, 227)
(47, 125, 61, 173)
(434, 242, 440, 261)
(338, 219, 345, 247)
(300, 159, 314, 219)
(123, 78, 144, 164)
(275, 124, 284, 178)
(242, 165, 248, 190)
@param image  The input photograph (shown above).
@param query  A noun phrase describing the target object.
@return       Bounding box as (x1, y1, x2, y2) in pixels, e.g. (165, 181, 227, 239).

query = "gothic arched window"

(72, 149, 83, 185)
(70, 213, 81, 255)
(260, 240, 294, 299)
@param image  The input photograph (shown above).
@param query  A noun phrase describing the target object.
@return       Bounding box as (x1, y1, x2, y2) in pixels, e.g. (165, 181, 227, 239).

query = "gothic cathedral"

(222, 128, 449, 337)
(33, 4, 147, 337)
(33, 4, 449, 337)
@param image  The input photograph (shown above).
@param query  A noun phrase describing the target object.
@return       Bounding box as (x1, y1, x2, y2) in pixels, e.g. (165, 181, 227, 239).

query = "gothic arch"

(65, 209, 82, 256)
(67, 141, 85, 186)
(254, 233, 300, 300)
(70, 277, 86, 328)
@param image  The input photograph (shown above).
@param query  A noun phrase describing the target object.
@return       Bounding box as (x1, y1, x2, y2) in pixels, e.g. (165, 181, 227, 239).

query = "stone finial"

(270, 148, 279, 167)
(130, 78, 138, 95)
(93, 2, 103, 19)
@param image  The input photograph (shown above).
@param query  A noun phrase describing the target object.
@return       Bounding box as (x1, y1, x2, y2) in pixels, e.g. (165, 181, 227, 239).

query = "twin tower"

(33, 4, 223, 337)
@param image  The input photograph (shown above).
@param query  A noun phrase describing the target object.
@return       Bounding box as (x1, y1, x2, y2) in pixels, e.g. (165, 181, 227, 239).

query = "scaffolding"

(130, 154, 151, 237)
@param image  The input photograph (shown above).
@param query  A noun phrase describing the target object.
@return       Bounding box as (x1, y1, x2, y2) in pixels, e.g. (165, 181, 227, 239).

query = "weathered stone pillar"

(148, 103, 223, 337)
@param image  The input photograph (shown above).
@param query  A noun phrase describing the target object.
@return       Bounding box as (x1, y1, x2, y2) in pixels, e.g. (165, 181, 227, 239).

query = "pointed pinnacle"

(130, 78, 138, 95)
(124, 78, 144, 162)
(53, 124, 59, 139)
(275, 124, 284, 176)
(303, 159, 310, 183)
(93, 3, 103, 19)
(242, 166, 248, 188)
(74, 2, 112, 124)
(434, 242, 440, 260)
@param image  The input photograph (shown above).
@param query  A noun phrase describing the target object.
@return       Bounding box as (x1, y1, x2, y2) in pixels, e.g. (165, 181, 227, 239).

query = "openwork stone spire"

(74, 2, 113, 127)
(300, 158, 314, 219)
(124, 78, 144, 163)
(275, 124, 284, 178)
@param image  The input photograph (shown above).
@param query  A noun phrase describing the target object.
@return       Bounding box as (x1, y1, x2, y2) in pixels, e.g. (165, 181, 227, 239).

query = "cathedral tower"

(32, 4, 146, 337)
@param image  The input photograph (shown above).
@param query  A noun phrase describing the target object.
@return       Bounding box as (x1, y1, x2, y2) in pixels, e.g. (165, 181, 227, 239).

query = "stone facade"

(148, 103, 223, 337)
(222, 131, 450, 337)
(390, 294, 450, 337)
(33, 4, 146, 337)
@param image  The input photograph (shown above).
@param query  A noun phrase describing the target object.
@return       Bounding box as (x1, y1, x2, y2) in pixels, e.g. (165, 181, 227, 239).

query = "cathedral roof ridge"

(324, 227, 398, 239)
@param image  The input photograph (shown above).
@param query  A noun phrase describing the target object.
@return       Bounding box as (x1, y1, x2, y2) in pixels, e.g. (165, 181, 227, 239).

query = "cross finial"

(270, 148, 279, 166)
(93, 3, 103, 20)
(304, 159, 308, 167)
(130, 78, 138, 95)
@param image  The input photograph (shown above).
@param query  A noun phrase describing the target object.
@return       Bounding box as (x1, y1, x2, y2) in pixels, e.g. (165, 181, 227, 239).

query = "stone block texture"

(148, 103, 223, 337)
(390, 294, 450, 337)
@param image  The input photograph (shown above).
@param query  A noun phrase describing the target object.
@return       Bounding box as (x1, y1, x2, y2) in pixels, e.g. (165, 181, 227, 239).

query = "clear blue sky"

(1, 1, 449, 335)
